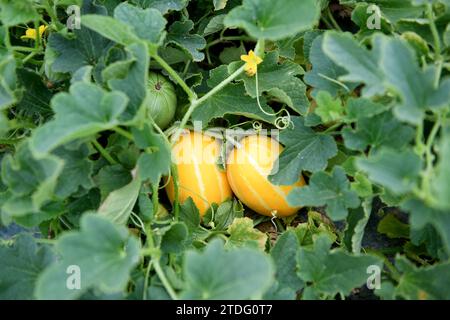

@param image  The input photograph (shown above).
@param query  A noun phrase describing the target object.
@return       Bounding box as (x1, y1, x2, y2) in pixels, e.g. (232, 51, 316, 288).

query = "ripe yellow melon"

(166, 131, 232, 216)
(226, 135, 306, 217)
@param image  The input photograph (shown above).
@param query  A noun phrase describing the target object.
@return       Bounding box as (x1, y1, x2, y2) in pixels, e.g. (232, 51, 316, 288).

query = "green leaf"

(342, 111, 415, 153)
(160, 222, 188, 254)
(96, 164, 132, 200)
(15, 68, 53, 120)
(322, 31, 384, 97)
(104, 42, 149, 120)
(304, 35, 353, 96)
(47, 3, 113, 80)
(132, 0, 188, 14)
(0, 54, 18, 110)
(431, 129, 450, 210)
(395, 257, 450, 300)
(166, 20, 207, 62)
(356, 148, 422, 195)
(208, 199, 244, 230)
(379, 36, 450, 124)
(0, 0, 39, 26)
(191, 65, 276, 127)
(288, 166, 360, 221)
(114, 2, 166, 45)
(36, 214, 141, 300)
(271, 230, 304, 292)
(297, 235, 383, 297)
(30, 83, 128, 155)
(98, 170, 141, 225)
(224, 0, 320, 41)
(377, 213, 410, 239)
(0, 234, 55, 299)
(181, 240, 274, 299)
(81, 15, 139, 46)
(132, 124, 171, 184)
(236, 51, 308, 114)
(344, 97, 391, 122)
(53, 143, 94, 199)
(314, 91, 344, 123)
(269, 117, 338, 185)
(225, 217, 267, 250)
(402, 199, 450, 255)
(1, 143, 64, 217)
(351, 198, 372, 254)
(179, 198, 209, 242)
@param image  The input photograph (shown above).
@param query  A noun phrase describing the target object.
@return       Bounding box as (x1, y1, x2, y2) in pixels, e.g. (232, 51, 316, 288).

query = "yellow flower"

(240, 50, 263, 76)
(21, 25, 48, 41)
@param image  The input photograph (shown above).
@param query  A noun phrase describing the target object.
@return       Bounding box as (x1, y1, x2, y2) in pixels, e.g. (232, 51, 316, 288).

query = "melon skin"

(146, 72, 177, 130)
(226, 135, 306, 217)
(166, 131, 233, 216)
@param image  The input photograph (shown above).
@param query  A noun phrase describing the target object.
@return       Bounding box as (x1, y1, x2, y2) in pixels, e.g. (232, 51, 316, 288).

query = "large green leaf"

(235, 51, 309, 114)
(269, 117, 338, 185)
(225, 217, 267, 250)
(342, 111, 415, 153)
(224, 0, 320, 40)
(166, 20, 207, 62)
(132, 124, 171, 184)
(35, 214, 141, 299)
(0, 234, 55, 299)
(322, 31, 384, 97)
(395, 257, 450, 300)
(132, 0, 188, 14)
(271, 230, 304, 293)
(191, 65, 276, 126)
(1, 143, 64, 217)
(98, 170, 141, 225)
(181, 240, 274, 299)
(288, 166, 360, 221)
(402, 199, 450, 255)
(30, 83, 128, 155)
(297, 235, 383, 298)
(0, 0, 39, 26)
(356, 148, 423, 195)
(103, 42, 149, 120)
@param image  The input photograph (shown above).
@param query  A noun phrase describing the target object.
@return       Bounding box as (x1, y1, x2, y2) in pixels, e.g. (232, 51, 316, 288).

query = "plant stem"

(151, 53, 197, 102)
(152, 182, 159, 215)
(427, 3, 442, 64)
(142, 260, 153, 300)
(114, 126, 134, 140)
(421, 112, 443, 198)
(326, 7, 342, 32)
(144, 227, 179, 300)
(205, 36, 254, 49)
(170, 64, 246, 146)
(91, 139, 117, 165)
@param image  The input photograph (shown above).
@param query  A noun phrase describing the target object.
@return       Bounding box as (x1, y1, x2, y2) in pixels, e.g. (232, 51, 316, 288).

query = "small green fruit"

(146, 72, 177, 129)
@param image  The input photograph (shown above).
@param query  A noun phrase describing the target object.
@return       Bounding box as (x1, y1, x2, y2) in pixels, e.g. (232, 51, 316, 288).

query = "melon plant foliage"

(1, 0, 450, 300)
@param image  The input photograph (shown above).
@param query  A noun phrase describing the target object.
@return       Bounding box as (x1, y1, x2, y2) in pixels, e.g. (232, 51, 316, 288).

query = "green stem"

(144, 227, 179, 300)
(22, 51, 39, 64)
(10, 46, 36, 52)
(427, 3, 442, 63)
(421, 112, 443, 198)
(151, 182, 159, 215)
(326, 7, 342, 31)
(114, 126, 134, 140)
(205, 36, 254, 49)
(0, 138, 22, 145)
(142, 260, 153, 300)
(151, 53, 197, 102)
(170, 164, 180, 220)
(34, 20, 41, 50)
(91, 140, 117, 165)
(44, 0, 63, 31)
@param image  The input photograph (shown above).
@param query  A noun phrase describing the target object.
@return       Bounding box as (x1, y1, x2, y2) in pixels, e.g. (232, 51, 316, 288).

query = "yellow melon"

(166, 131, 232, 216)
(226, 135, 306, 217)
